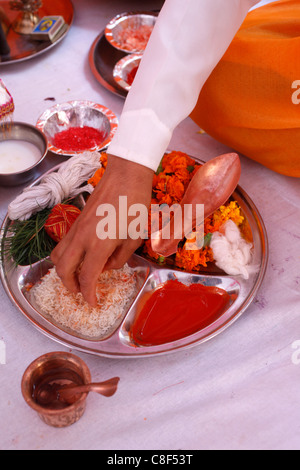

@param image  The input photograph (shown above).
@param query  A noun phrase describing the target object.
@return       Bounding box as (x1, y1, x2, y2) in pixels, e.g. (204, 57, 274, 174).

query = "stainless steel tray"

(0, 161, 268, 357)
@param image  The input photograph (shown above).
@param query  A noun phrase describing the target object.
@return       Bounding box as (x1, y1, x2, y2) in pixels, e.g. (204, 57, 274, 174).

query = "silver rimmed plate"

(105, 11, 156, 53)
(88, 11, 159, 98)
(0, 159, 268, 357)
(36, 101, 118, 156)
(113, 53, 142, 92)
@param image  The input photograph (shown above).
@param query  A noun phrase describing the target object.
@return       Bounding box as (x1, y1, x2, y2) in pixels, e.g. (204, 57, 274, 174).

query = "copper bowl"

(0, 122, 48, 187)
(105, 12, 156, 53)
(21, 351, 91, 427)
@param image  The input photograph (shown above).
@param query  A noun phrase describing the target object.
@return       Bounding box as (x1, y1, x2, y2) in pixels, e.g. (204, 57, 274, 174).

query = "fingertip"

(85, 295, 98, 309)
(80, 284, 98, 308)
(78, 269, 100, 308)
(77, 246, 116, 308)
(55, 263, 80, 294)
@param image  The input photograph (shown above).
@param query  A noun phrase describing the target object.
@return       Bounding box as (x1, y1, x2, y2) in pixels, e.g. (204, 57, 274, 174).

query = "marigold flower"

(88, 151, 246, 271)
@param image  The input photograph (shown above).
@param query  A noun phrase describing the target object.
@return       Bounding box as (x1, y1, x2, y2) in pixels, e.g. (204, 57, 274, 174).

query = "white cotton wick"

(210, 219, 255, 280)
(8, 151, 102, 221)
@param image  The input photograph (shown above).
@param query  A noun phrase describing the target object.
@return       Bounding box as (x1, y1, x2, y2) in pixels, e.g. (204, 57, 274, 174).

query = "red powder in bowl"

(117, 24, 153, 51)
(53, 126, 106, 152)
(127, 65, 139, 86)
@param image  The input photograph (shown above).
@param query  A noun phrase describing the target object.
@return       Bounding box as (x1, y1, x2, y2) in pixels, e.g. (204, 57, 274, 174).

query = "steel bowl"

(105, 12, 156, 53)
(0, 122, 48, 187)
(113, 53, 142, 91)
(36, 100, 118, 157)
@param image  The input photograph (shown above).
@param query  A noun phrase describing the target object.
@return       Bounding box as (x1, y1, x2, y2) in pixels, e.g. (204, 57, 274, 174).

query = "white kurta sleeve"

(108, 0, 260, 171)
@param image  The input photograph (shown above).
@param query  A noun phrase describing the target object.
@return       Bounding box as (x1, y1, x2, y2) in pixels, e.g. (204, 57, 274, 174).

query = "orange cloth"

(190, 0, 300, 177)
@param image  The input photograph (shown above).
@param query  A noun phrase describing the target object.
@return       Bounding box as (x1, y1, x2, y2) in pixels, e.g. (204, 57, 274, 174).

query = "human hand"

(50, 154, 154, 307)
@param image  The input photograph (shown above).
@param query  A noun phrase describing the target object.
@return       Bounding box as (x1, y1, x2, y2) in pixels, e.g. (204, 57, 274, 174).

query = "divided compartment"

(18, 255, 151, 342)
(119, 267, 241, 348)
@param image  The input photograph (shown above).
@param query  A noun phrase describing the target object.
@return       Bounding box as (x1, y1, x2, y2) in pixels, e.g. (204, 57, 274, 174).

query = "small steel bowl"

(21, 351, 92, 428)
(36, 100, 118, 157)
(0, 122, 48, 187)
(105, 11, 156, 53)
(113, 53, 142, 91)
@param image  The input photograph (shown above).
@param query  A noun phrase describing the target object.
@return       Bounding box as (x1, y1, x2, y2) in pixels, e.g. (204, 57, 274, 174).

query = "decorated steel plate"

(113, 53, 142, 92)
(36, 101, 118, 156)
(89, 31, 128, 98)
(105, 12, 156, 53)
(0, 159, 268, 358)
(88, 11, 159, 98)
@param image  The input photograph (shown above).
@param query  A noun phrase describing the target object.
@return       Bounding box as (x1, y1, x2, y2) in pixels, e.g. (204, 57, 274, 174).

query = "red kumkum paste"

(130, 279, 231, 346)
(127, 66, 139, 86)
(53, 126, 106, 152)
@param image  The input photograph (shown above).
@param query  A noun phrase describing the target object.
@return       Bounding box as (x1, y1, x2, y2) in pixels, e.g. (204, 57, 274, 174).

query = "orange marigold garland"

(88, 152, 108, 187)
(44, 203, 81, 243)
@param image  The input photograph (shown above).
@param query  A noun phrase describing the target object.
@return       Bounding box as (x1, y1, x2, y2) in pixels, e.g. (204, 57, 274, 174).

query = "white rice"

(31, 264, 137, 339)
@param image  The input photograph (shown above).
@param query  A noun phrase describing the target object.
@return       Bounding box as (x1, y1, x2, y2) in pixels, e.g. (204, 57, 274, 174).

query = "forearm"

(109, 0, 260, 171)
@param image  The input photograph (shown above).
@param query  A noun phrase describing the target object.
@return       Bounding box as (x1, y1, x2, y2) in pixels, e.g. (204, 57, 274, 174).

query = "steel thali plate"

(0, 160, 268, 358)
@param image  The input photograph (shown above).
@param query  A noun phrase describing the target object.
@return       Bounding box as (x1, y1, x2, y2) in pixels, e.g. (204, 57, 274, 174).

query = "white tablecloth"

(0, 0, 299, 451)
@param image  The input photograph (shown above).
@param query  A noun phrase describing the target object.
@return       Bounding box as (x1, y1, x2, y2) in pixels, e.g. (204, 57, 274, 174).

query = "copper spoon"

(35, 377, 120, 406)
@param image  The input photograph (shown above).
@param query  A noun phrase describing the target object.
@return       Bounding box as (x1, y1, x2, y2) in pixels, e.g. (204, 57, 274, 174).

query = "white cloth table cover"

(0, 0, 299, 450)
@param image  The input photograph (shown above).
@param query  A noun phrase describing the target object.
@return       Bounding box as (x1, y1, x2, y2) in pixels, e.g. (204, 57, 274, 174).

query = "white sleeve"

(108, 0, 260, 171)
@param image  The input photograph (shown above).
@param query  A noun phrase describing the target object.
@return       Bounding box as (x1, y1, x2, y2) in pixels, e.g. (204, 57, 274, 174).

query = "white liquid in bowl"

(0, 140, 42, 174)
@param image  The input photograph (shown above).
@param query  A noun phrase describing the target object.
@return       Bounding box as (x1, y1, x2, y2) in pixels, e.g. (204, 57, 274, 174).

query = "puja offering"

(0, 122, 47, 186)
(28, 16, 65, 42)
(52, 126, 106, 153)
(0, 140, 41, 174)
(89, 151, 253, 279)
(33, 378, 119, 407)
(3, 205, 57, 267)
(113, 54, 142, 91)
(36, 101, 118, 156)
(44, 203, 81, 243)
(30, 264, 138, 340)
(11, 0, 43, 35)
(105, 12, 156, 53)
(89, 10, 159, 98)
(7, 151, 101, 221)
(127, 66, 139, 85)
(130, 279, 232, 346)
(4, 152, 102, 266)
(0, 0, 73, 65)
(21, 351, 119, 427)
(0, 150, 268, 357)
(21, 351, 91, 427)
(150, 152, 242, 258)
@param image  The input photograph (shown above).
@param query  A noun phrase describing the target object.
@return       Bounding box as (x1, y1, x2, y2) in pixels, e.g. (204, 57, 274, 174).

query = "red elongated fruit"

(151, 153, 241, 257)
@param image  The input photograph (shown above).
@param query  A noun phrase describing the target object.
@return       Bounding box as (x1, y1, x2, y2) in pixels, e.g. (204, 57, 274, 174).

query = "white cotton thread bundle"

(8, 151, 101, 221)
(210, 219, 256, 280)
